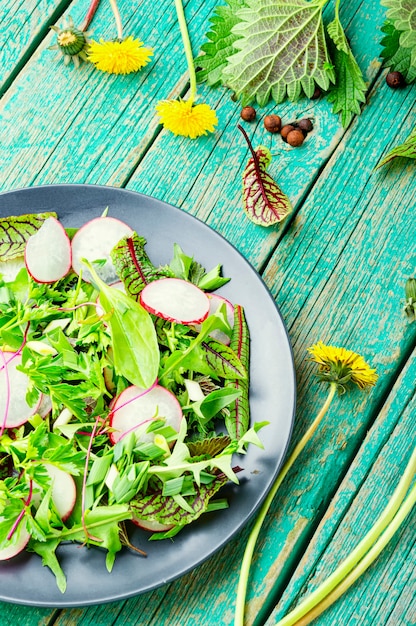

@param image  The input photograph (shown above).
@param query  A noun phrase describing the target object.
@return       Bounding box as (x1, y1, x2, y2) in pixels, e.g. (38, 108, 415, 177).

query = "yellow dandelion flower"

(87, 37, 153, 74)
(156, 99, 218, 139)
(308, 341, 378, 391)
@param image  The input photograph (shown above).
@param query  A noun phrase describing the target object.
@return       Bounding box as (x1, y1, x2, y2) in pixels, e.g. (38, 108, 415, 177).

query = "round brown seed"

(280, 124, 295, 142)
(386, 71, 405, 88)
(298, 118, 313, 133)
(286, 129, 305, 147)
(264, 114, 282, 133)
(240, 106, 256, 121)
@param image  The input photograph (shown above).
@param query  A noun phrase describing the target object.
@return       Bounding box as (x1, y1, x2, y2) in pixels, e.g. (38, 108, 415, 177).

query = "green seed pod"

(57, 29, 87, 56)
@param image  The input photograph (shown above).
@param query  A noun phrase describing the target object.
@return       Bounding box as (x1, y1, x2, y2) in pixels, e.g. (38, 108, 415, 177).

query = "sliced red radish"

(24, 217, 71, 283)
(0, 350, 41, 429)
(109, 384, 183, 445)
(140, 278, 210, 324)
(194, 294, 235, 344)
(132, 517, 174, 533)
(71, 217, 133, 284)
(43, 464, 76, 521)
(0, 521, 31, 560)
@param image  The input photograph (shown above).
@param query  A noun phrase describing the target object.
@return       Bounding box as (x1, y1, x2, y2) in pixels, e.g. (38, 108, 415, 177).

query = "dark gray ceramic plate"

(0, 184, 295, 607)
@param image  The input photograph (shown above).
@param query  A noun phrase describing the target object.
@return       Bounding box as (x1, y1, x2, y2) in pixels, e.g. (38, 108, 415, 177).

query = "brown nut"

(297, 118, 313, 133)
(264, 114, 282, 133)
(280, 124, 296, 142)
(386, 71, 405, 88)
(286, 129, 305, 147)
(240, 106, 256, 121)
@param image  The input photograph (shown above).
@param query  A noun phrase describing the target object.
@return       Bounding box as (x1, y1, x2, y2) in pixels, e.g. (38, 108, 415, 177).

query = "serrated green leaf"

(382, 0, 416, 66)
(0, 212, 57, 261)
(29, 538, 67, 593)
(380, 20, 416, 82)
(376, 126, 416, 168)
(222, 0, 335, 106)
(242, 144, 292, 226)
(326, 21, 367, 128)
(196, 0, 247, 86)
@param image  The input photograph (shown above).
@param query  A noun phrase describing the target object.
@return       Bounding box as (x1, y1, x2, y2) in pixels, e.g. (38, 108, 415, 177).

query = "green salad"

(0, 211, 264, 592)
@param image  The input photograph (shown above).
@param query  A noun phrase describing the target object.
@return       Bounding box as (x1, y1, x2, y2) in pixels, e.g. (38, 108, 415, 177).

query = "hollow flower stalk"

(156, 0, 218, 138)
(234, 342, 378, 626)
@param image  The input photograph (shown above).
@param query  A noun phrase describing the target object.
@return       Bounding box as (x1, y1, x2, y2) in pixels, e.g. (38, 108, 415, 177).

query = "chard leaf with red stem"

(239, 125, 292, 226)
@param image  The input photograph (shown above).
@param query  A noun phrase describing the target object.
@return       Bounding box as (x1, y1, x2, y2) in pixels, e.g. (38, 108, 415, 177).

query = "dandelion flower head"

(156, 99, 218, 139)
(88, 36, 153, 74)
(308, 341, 378, 391)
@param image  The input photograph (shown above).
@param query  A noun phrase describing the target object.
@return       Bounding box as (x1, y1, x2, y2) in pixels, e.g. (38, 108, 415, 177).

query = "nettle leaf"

(376, 126, 416, 168)
(0, 212, 57, 261)
(240, 126, 292, 226)
(326, 18, 367, 128)
(222, 0, 335, 106)
(111, 232, 172, 300)
(380, 20, 416, 83)
(382, 0, 416, 66)
(130, 474, 228, 529)
(225, 305, 250, 440)
(196, 0, 247, 87)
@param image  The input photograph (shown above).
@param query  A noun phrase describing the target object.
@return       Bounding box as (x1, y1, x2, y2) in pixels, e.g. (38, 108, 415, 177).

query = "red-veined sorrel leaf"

(0, 212, 57, 261)
(239, 125, 292, 226)
(225, 305, 250, 440)
(111, 232, 173, 300)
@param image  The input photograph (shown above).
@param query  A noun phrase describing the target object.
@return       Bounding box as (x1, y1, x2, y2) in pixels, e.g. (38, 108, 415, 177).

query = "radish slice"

(140, 278, 210, 324)
(110, 384, 183, 445)
(71, 217, 133, 284)
(0, 523, 30, 560)
(33, 464, 76, 522)
(132, 517, 174, 533)
(24, 217, 71, 283)
(0, 351, 41, 429)
(194, 294, 235, 344)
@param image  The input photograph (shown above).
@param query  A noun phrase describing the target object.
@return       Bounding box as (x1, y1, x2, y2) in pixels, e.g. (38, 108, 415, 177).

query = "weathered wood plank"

(265, 351, 416, 625)
(0, 0, 220, 190)
(0, 0, 71, 96)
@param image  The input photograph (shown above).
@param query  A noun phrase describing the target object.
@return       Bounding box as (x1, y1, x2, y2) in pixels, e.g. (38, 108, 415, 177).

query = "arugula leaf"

(222, 0, 335, 106)
(196, 0, 247, 87)
(29, 538, 67, 593)
(376, 125, 416, 167)
(326, 17, 367, 127)
(111, 233, 173, 300)
(169, 244, 230, 291)
(381, 0, 416, 67)
(380, 20, 416, 83)
(0, 212, 57, 261)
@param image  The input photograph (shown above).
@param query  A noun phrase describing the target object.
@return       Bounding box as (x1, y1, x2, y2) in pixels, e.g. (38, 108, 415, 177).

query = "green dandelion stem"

(109, 0, 123, 40)
(274, 446, 416, 626)
(234, 382, 338, 626)
(81, 0, 102, 31)
(174, 0, 197, 101)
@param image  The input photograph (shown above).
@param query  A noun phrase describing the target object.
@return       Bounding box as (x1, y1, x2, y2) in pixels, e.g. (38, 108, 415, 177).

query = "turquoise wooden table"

(0, 0, 415, 624)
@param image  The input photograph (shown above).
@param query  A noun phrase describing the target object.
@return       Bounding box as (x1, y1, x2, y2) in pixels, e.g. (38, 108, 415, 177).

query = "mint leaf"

(380, 20, 416, 82)
(196, 0, 247, 87)
(326, 18, 367, 128)
(376, 126, 416, 167)
(222, 0, 335, 106)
